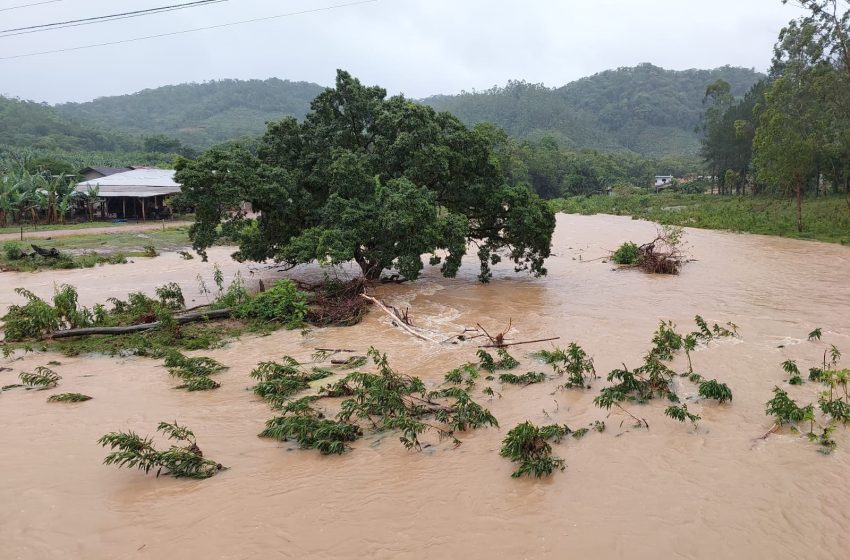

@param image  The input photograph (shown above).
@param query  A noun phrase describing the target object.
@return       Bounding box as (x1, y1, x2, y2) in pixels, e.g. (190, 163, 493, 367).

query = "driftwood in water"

(360, 294, 438, 343)
(615, 227, 686, 275)
(478, 336, 561, 349)
(51, 309, 232, 339)
(31, 244, 60, 258)
(636, 239, 682, 274)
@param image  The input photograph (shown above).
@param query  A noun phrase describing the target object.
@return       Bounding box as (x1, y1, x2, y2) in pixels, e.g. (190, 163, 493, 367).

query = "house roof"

(79, 166, 134, 176)
(74, 168, 181, 198)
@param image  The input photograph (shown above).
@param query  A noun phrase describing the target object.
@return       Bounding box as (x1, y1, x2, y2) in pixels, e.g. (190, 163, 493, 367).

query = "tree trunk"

(795, 177, 803, 233)
(51, 309, 232, 339)
(355, 254, 383, 280)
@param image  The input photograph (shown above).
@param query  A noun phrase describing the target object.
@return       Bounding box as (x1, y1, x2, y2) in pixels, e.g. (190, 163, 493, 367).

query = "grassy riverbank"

(551, 193, 850, 245)
(0, 227, 191, 272)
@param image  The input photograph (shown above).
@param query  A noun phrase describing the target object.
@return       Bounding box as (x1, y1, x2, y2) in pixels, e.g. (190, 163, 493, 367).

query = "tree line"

(475, 124, 701, 198)
(701, 0, 850, 231)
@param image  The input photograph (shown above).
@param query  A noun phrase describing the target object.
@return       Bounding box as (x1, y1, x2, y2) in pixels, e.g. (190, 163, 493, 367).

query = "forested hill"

(21, 65, 763, 156)
(0, 96, 134, 152)
(56, 78, 325, 148)
(423, 64, 764, 157)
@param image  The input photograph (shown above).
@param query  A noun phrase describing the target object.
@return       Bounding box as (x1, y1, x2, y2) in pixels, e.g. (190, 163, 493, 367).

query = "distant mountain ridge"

(56, 78, 325, 148)
(4, 64, 764, 157)
(0, 96, 134, 152)
(422, 64, 764, 157)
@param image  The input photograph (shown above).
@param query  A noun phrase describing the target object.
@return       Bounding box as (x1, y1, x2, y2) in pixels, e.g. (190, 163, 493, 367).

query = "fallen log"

(51, 309, 232, 339)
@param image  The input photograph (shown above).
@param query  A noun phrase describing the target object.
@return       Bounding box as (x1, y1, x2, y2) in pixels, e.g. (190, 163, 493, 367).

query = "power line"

(1, 1, 228, 36)
(0, 0, 379, 61)
(1, 1, 230, 38)
(0, 0, 61, 12)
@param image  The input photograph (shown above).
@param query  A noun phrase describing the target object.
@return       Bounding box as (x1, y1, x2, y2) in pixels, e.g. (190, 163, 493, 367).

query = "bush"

(237, 280, 308, 327)
(2, 288, 60, 341)
(3, 242, 22, 261)
(155, 283, 185, 309)
(611, 241, 641, 265)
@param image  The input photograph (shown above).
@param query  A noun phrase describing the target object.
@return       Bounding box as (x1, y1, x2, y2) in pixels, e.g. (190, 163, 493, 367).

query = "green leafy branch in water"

(499, 371, 547, 385)
(19, 366, 61, 389)
(98, 421, 225, 479)
(443, 363, 480, 390)
(692, 315, 738, 341)
(477, 348, 519, 373)
(535, 342, 596, 389)
(593, 316, 738, 431)
(48, 392, 92, 403)
(260, 398, 363, 455)
(664, 404, 701, 427)
(261, 348, 498, 454)
(165, 351, 227, 392)
(782, 360, 803, 385)
(808, 327, 823, 341)
(763, 387, 837, 454)
(697, 379, 733, 403)
(766, 341, 848, 454)
(250, 357, 333, 405)
(500, 421, 570, 478)
(766, 387, 814, 427)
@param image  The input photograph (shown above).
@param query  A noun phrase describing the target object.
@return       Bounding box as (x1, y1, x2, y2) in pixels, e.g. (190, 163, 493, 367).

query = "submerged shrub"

(537, 343, 596, 388)
(2, 288, 60, 341)
(611, 241, 641, 265)
(155, 283, 185, 309)
(237, 280, 308, 327)
(477, 348, 520, 372)
(262, 349, 498, 454)
(260, 405, 363, 455)
(48, 392, 92, 403)
(766, 387, 813, 426)
(250, 358, 332, 404)
(698, 379, 733, 403)
(499, 371, 547, 385)
(98, 421, 225, 479)
(500, 421, 569, 478)
(19, 366, 61, 389)
(165, 351, 226, 391)
(665, 404, 701, 426)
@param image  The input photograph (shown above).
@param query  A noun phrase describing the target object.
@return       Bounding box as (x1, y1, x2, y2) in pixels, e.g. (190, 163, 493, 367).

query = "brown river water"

(1, 214, 849, 560)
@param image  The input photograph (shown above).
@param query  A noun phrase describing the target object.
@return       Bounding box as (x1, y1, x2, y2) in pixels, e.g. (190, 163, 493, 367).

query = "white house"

(654, 175, 674, 188)
(74, 168, 181, 220)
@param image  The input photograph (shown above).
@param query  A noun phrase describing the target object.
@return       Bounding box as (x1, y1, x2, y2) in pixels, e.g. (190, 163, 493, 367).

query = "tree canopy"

(175, 70, 556, 282)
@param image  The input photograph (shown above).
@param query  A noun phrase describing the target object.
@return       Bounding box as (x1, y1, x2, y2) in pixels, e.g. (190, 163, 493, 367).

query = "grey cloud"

(0, 0, 808, 103)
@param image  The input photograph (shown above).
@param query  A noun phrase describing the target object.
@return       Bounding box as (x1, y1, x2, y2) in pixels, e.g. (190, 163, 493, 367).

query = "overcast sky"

(0, 0, 808, 104)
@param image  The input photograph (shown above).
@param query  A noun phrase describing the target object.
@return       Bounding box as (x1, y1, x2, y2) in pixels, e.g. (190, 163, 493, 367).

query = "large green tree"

(754, 21, 835, 231)
(176, 70, 555, 282)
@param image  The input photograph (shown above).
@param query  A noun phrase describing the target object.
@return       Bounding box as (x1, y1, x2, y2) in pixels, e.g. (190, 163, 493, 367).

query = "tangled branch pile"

(612, 225, 686, 275)
(300, 278, 370, 327)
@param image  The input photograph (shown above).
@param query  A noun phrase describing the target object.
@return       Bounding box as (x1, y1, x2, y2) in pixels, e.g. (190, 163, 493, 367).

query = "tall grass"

(551, 193, 850, 245)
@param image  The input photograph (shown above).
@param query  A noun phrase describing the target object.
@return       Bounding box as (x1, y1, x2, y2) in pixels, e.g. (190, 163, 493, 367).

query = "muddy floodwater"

(1, 214, 849, 560)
